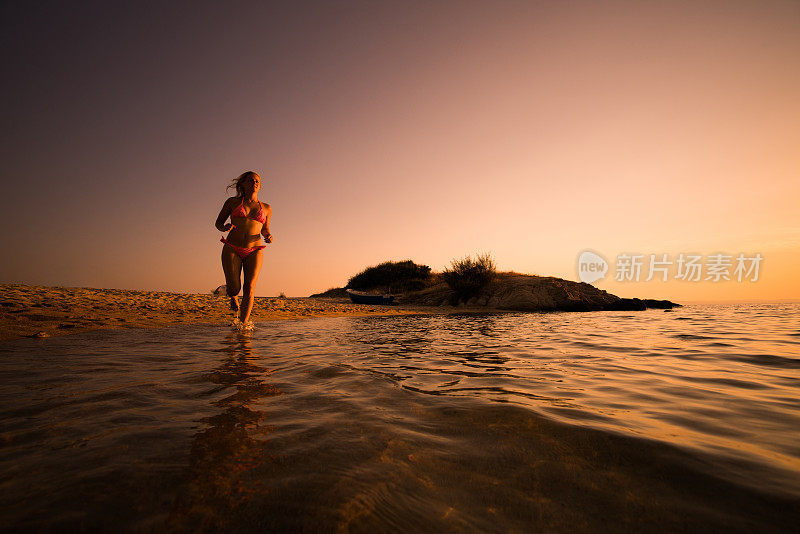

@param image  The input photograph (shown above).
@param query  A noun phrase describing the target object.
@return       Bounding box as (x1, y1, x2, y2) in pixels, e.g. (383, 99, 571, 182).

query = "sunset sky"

(2, 1, 798, 302)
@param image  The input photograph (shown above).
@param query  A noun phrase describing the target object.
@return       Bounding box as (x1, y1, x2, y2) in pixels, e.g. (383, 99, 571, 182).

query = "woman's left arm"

(261, 203, 273, 243)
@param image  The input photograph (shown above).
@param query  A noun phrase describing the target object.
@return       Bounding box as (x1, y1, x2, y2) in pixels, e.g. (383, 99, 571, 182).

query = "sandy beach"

(0, 284, 432, 342)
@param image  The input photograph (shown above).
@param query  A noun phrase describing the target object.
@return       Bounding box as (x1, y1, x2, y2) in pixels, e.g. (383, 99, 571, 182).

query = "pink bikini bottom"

(220, 237, 266, 260)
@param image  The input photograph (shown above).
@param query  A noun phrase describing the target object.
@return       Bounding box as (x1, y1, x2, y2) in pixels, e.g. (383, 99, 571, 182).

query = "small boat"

(346, 289, 395, 305)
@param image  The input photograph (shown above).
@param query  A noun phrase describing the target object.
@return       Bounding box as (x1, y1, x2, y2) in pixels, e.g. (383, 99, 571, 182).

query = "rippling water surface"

(1, 304, 799, 531)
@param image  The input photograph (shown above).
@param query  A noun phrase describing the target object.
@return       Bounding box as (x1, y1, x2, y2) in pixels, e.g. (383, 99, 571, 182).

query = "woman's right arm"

(215, 198, 234, 232)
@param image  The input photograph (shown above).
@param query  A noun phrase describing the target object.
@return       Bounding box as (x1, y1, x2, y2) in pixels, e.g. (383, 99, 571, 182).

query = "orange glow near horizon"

(1, 2, 798, 301)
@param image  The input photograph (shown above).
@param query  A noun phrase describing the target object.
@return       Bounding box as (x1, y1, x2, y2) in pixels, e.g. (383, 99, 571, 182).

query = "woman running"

(215, 171, 273, 326)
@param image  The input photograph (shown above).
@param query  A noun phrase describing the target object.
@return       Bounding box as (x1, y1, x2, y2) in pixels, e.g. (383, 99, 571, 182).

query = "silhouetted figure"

(214, 171, 273, 326)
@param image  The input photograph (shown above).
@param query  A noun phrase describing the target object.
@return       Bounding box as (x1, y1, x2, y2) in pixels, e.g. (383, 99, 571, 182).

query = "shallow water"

(1, 304, 799, 532)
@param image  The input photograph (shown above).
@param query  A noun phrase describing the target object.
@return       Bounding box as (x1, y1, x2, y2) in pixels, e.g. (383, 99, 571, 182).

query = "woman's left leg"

(239, 249, 264, 324)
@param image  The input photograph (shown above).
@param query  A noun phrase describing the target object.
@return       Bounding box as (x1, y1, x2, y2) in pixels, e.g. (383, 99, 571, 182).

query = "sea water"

(0, 304, 798, 531)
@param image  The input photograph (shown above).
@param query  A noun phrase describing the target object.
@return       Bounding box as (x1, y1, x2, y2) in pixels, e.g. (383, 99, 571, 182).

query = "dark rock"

(402, 272, 680, 312)
(602, 298, 647, 311)
(309, 287, 349, 298)
(643, 299, 682, 309)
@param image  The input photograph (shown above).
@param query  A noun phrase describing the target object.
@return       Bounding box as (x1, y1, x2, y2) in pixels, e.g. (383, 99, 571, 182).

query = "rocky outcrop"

(309, 287, 349, 298)
(400, 273, 679, 311)
(604, 298, 678, 311)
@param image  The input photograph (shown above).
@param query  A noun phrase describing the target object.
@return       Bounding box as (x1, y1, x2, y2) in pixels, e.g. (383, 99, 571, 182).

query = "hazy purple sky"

(2, 1, 798, 300)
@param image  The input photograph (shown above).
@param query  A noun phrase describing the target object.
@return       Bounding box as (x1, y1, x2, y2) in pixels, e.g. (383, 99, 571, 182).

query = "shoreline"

(0, 283, 691, 343)
(0, 284, 448, 342)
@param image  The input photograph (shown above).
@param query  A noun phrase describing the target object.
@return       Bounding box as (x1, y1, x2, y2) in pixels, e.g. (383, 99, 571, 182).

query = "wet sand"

(0, 284, 437, 342)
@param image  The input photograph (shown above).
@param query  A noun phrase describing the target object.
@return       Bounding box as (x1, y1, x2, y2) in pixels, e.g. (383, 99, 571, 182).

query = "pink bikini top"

(231, 197, 266, 224)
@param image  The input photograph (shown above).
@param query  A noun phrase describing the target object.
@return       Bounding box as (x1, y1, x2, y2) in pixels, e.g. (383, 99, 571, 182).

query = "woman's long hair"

(227, 171, 260, 198)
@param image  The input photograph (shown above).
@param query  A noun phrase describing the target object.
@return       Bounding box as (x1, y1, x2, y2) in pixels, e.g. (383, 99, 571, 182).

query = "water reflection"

(168, 332, 282, 530)
(345, 315, 440, 354)
(1, 305, 799, 531)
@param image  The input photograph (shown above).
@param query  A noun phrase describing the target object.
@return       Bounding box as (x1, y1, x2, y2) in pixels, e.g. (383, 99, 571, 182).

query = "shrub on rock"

(346, 260, 432, 292)
(442, 253, 496, 302)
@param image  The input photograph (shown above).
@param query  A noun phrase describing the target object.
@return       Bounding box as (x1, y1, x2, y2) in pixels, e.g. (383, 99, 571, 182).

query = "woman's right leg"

(221, 245, 243, 312)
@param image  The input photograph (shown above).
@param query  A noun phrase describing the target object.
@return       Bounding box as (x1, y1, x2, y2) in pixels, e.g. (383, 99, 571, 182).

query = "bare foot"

(229, 296, 239, 312)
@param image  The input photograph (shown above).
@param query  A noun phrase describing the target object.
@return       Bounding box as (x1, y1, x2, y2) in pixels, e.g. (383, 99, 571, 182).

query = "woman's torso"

(225, 197, 265, 247)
